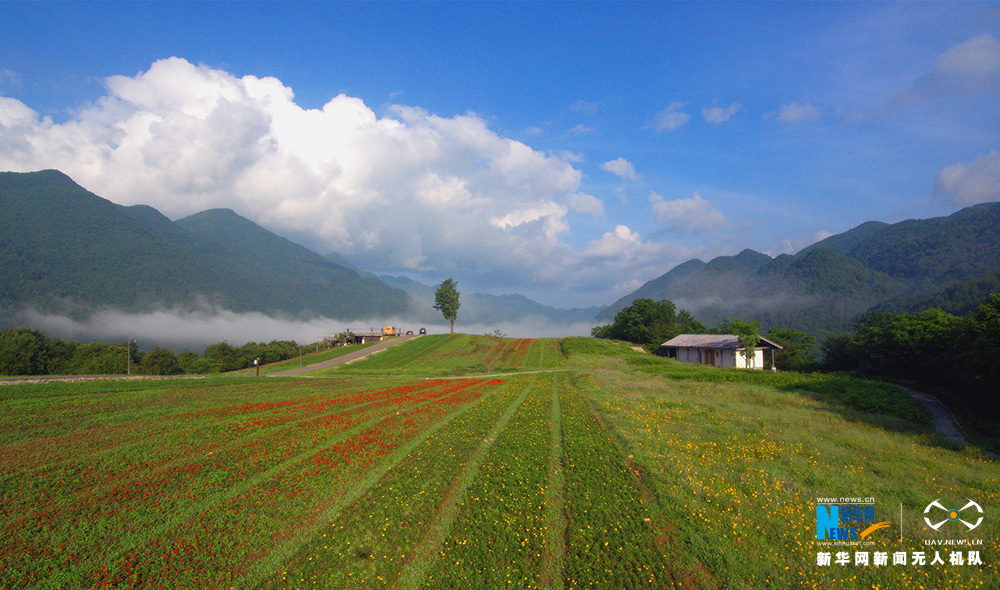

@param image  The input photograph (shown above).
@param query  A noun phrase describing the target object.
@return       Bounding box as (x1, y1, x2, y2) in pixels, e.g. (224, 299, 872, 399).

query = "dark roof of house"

(660, 334, 783, 350)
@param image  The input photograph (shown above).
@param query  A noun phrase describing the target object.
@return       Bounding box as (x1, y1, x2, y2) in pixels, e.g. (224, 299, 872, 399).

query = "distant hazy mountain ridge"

(4, 169, 998, 336)
(379, 275, 602, 327)
(597, 202, 1000, 335)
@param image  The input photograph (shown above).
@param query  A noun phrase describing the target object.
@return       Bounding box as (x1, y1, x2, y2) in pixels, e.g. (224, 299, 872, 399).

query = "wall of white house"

(673, 347, 765, 370)
(736, 349, 765, 369)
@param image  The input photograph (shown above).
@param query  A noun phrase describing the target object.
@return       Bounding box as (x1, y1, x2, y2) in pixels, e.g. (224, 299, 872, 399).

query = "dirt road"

(266, 334, 417, 377)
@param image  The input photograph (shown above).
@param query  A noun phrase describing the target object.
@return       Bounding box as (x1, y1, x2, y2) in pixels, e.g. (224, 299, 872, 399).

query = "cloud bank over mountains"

(2, 27, 998, 309)
(0, 57, 663, 306)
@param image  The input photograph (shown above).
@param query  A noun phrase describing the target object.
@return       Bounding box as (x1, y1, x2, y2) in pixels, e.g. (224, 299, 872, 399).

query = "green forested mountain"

(175, 208, 407, 316)
(596, 203, 1000, 336)
(871, 270, 1000, 316)
(847, 202, 1000, 286)
(797, 220, 890, 257)
(0, 170, 408, 320)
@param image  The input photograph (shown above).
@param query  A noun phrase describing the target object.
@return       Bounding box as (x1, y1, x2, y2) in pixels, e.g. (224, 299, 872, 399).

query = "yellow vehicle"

(382, 325, 397, 336)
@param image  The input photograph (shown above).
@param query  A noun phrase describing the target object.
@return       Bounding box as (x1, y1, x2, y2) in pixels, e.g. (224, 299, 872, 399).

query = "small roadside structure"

(659, 334, 783, 370)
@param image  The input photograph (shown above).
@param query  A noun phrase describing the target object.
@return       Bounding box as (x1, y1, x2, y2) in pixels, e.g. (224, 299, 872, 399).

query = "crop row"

(0, 378, 373, 470)
(423, 373, 555, 588)
(0, 378, 497, 589)
(2, 379, 442, 530)
(559, 374, 705, 589)
(527, 338, 566, 370)
(259, 375, 529, 589)
(480, 338, 533, 372)
(580, 370, 1000, 590)
(264, 369, 712, 590)
(333, 335, 460, 374)
(264, 371, 714, 590)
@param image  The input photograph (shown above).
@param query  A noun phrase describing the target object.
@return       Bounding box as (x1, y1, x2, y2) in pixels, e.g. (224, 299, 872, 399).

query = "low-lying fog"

(16, 306, 596, 353)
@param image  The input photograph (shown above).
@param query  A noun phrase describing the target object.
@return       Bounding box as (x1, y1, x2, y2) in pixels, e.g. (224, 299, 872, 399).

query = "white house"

(659, 334, 783, 370)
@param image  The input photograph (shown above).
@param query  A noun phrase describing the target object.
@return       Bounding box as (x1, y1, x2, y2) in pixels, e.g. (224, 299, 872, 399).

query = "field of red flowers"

(1, 362, 685, 590)
(4, 335, 997, 590)
(0, 376, 502, 589)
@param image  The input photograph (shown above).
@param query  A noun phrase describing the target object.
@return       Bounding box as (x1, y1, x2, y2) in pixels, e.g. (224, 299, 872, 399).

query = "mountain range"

(0, 170, 407, 321)
(0, 170, 594, 332)
(3, 169, 999, 341)
(598, 202, 1000, 335)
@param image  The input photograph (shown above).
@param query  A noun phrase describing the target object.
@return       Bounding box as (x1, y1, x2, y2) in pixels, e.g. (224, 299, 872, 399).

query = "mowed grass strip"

(561, 374, 713, 589)
(397, 375, 539, 589)
(579, 360, 1000, 589)
(255, 376, 523, 589)
(529, 338, 566, 371)
(422, 374, 554, 589)
(540, 374, 566, 589)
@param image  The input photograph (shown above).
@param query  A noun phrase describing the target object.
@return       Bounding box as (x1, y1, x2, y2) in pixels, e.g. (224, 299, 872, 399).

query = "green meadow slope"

(1, 336, 996, 589)
(323, 334, 567, 376)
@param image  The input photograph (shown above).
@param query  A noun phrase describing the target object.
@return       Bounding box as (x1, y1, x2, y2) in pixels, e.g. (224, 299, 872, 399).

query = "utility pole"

(126, 338, 135, 376)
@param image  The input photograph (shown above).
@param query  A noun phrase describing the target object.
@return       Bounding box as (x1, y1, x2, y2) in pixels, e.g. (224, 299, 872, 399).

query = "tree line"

(0, 328, 304, 376)
(591, 298, 818, 371)
(593, 294, 1000, 428)
(823, 294, 1000, 423)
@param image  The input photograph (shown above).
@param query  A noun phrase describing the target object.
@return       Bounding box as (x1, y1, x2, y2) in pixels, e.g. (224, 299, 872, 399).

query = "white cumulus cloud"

(935, 149, 1000, 207)
(0, 57, 614, 302)
(577, 225, 694, 298)
(601, 157, 639, 181)
(649, 191, 730, 234)
(702, 102, 741, 124)
(653, 101, 689, 132)
(583, 225, 642, 259)
(775, 101, 822, 123)
(895, 34, 1000, 104)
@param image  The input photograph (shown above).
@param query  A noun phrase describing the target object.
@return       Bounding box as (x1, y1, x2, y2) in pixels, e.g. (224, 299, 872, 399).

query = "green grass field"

(1, 336, 997, 589)
(325, 334, 566, 376)
(231, 340, 385, 376)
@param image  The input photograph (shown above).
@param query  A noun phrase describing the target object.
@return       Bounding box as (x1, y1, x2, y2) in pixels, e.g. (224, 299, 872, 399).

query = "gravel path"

(904, 387, 968, 446)
(903, 386, 999, 459)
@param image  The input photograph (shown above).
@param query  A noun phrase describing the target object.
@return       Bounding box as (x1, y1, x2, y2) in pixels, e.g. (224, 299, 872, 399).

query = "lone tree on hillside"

(728, 317, 761, 368)
(434, 278, 461, 334)
(591, 298, 706, 349)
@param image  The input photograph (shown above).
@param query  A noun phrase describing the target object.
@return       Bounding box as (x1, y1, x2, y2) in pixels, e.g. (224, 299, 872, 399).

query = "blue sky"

(2, 1, 999, 309)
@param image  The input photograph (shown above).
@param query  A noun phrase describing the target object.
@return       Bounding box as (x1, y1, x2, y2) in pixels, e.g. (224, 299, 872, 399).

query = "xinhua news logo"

(816, 498, 891, 541)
